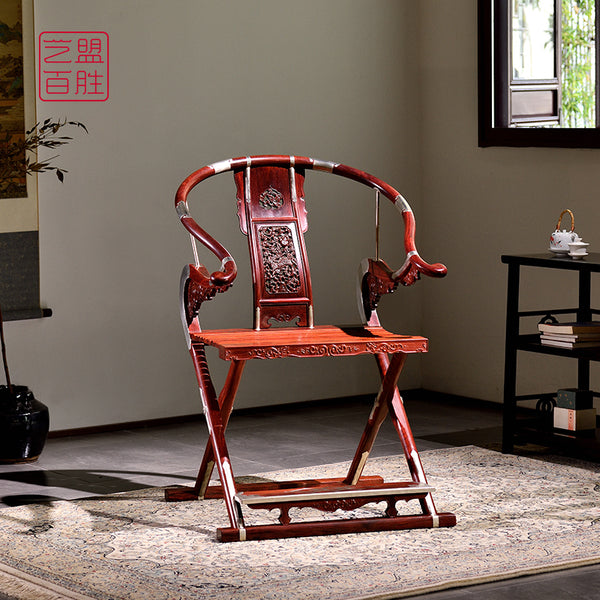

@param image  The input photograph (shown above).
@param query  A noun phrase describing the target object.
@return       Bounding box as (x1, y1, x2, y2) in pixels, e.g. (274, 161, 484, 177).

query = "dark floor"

(0, 394, 599, 599)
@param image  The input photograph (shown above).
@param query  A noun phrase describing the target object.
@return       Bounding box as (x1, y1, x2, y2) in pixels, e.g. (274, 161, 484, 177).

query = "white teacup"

(568, 241, 589, 259)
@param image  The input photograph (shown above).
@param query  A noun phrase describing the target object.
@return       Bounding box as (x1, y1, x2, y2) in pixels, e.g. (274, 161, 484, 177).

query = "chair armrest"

(175, 175, 238, 289)
(327, 161, 446, 286)
(175, 172, 239, 337)
(392, 253, 447, 286)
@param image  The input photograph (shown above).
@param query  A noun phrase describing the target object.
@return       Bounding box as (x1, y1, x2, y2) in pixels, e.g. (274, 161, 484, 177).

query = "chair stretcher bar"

(217, 512, 457, 542)
(236, 480, 435, 505)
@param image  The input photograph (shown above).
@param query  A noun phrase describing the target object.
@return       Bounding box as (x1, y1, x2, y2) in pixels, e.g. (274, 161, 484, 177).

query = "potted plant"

(0, 118, 86, 462)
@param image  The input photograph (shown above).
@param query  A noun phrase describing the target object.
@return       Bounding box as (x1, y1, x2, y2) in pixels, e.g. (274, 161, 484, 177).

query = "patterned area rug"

(1, 445, 600, 600)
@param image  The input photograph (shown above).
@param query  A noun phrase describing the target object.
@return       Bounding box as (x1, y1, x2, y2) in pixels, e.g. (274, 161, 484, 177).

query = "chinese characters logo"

(39, 32, 109, 101)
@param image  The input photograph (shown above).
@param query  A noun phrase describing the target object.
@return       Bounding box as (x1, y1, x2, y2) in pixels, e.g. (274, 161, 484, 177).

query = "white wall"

(4, 0, 429, 430)
(418, 1, 600, 403)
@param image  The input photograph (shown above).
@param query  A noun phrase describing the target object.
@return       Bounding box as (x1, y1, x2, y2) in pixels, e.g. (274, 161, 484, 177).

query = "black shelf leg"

(502, 262, 520, 453)
(577, 268, 592, 393)
(577, 267, 592, 323)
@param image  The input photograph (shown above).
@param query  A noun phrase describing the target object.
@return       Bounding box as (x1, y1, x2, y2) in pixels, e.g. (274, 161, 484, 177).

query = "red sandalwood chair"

(165, 155, 456, 542)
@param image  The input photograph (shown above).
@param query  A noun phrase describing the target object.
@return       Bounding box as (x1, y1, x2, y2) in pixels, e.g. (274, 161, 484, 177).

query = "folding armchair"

(165, 155, 456, 542)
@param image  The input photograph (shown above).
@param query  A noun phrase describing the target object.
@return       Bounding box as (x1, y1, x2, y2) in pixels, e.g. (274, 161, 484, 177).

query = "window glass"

(512, 0, 556, 80)
(562, 0, 596, 127)
(478, 0, 600, 146)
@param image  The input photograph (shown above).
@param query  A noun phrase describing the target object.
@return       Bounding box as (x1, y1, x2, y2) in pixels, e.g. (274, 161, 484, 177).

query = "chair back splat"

(167, 155, 456, 542)
(234, 162, 312, 330)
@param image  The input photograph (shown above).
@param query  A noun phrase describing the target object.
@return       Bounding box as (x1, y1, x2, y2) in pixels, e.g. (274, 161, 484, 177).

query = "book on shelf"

(556, 388, 594, 410)
(540, 336, 600, 349)
(540, 332, 600, 343)
(538, 321, 600, 335)
(554, 407, 597, 431)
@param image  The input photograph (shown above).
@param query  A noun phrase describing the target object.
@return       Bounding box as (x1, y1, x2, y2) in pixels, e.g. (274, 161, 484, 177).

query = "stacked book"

(553, 388, 596, 433)
(538, 321, 600, 349)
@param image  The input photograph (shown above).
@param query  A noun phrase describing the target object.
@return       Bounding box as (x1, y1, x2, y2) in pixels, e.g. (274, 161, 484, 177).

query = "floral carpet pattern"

(1, 446, 600, 600)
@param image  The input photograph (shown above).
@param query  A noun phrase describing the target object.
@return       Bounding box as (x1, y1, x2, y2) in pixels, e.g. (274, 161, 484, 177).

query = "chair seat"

(193, 325, 428, 360)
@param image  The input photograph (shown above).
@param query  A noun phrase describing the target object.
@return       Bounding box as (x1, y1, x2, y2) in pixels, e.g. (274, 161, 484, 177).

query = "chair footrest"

(202, 475, 382, 500)
(236, 479, 434, 505)
(164, 476, 391, 503)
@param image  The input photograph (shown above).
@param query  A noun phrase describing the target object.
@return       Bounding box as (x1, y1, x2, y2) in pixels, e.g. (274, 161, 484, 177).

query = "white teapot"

(549, 209, 581, 254)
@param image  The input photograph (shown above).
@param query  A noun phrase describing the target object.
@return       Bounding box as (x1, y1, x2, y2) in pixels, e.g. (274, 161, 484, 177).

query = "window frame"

(478, 0, 600, 148)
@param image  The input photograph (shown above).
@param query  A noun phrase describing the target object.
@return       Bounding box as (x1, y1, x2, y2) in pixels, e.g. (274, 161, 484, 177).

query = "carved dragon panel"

(258, 225, 301, 295)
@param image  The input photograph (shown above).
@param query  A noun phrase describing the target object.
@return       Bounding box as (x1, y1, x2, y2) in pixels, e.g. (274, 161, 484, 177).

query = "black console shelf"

(501, 252, 600, 457)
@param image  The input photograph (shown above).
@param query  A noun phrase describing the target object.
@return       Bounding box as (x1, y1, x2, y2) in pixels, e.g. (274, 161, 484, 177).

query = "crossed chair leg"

(165, 346, 456, 542)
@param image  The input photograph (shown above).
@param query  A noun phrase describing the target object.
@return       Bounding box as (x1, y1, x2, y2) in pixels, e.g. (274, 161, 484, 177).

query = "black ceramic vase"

(0, 385, 49, 462)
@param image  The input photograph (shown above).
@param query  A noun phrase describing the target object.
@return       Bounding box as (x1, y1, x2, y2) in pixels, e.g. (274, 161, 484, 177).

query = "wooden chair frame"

(165, 155, 456, 542)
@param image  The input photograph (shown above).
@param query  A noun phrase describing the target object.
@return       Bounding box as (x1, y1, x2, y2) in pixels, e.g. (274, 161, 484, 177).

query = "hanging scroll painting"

(0, 0, 42, 320)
